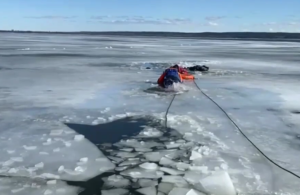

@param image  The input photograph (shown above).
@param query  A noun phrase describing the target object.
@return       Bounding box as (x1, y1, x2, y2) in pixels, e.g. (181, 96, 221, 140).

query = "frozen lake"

(1, 32, 300, 195)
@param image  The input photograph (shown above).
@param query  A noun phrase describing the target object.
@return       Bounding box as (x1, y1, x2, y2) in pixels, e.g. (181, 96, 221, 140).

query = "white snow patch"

(74, 135, 85, 141)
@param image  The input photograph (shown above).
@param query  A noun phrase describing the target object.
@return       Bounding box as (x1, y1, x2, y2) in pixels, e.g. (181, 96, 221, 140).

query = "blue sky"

(1, 0, 300, 32)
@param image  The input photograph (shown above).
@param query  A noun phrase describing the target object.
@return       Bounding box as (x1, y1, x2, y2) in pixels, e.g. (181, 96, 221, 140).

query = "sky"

(1, 0, 300, 32)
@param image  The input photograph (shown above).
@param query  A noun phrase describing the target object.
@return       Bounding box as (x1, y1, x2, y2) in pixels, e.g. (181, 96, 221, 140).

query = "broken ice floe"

(92, 117, 237, 195)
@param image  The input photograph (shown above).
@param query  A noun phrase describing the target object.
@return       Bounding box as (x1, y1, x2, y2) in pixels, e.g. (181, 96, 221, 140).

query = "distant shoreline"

(1, 30, 300, 42)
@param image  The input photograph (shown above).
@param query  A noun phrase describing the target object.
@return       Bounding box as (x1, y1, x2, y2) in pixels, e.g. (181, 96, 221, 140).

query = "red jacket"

(177, 66, 188, 74)
(157, 68, 183, 86)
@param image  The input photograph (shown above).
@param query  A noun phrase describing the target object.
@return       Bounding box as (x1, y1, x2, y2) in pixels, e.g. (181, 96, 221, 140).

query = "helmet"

(172, 64, 179, 71)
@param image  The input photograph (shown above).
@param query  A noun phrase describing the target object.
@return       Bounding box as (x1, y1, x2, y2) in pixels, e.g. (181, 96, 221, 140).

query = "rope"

(192, 80, 300, 179)
(164, 94, 176, 128)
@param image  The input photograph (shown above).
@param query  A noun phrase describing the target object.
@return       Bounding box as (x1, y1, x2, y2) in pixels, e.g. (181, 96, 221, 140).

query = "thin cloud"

(25, 16, 77, 19)
(205, 16, 226, 21)
(90, 15, 192, 25)
(207, 21, 218, 26)
(204, 16, 225, 27)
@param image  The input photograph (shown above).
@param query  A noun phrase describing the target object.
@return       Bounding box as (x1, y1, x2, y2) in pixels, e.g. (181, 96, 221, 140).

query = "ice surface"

(1, 33, 300, 194)
(168, 188, 190, 195)
(158, 182, 174, 194)
(195, 171, 236, 195)
(138, 179, 158, 187)
(186, 189, 206, 195)
(136, 186, 157, 195)
(0, 177, 78, 195)
(190, 151, 202, 161)
(161, 176, 189, 187)
(159, 167, 184, 175)
(74, 135, 85, 141)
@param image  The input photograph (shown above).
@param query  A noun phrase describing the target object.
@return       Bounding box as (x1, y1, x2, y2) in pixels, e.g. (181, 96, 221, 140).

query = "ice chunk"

(136, 186, 156, 195)
(11, 188, 24, 193)
(35, 162, 44, 168)
(58, 166, 64, 173)
(80, 157, 88, 163)
(184, 171, 204, 185)
(56, 188, 66, 193)
(165, 142, 182, 149)
(74, 135, 85, 141)
(176, 162, 190, 171)
(47, 180, 57, 185)
(75, 166, 86, 173)
(50, 130, 63, 136)
(196, 171, 236, 195)
(159, 157, 176, 167)
(92, 120, 99, 125)
(144, 152, 163, 162)
(11, 157, 23, 162)
(64, 142, 71, 147)
(137, 127, 163, 138)
(138, 179, 158, 187)
(115, 151, 138, 158)
(3, 160, 15, 166)
(107, 156, 124, 164)
(135, 148, 153, 152)
(186, 189, 206, 195)
(158, 182, 174, 194)
(102, 174, 131, 188)
(38, 173, 60, 179)
(165, 150, 187, 160)
(159, 167, 184, 175)
(115, 166, 128, 171)
(44, 189, 53, 195)
(168, 188, 190, 195)
(139, 162, 158, 170)
(101, 188, 128, 195)
(188, 166, 209, 174)
(198, 146, 211, 156)
(7, 150, 15, 154)
(180, 142, 195, 150)
(23, 145, 37, 150)
(220, 163, 228, 170)
(8, 168, 18, 174)
(120, 148, 134, 152)
(120, 167, 164, 179)
(64, 169, 83, 175)
(119, 139, 164, 149)
(190, 151, 202, 160)
(161, 176, 188, 187)
(39, 152, 49, 155)
(119, 159, 140, 166)
(53, 148, 60, 152)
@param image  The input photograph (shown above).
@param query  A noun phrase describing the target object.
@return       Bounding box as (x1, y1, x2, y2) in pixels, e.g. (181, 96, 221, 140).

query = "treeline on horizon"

(1, 30, 300, 39)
